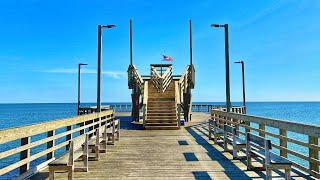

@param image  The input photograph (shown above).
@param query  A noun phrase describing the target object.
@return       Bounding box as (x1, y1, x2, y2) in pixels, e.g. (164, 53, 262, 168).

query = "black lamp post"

(97, 24, 116, 112)
(211, 23, 231, 112)
(234, 61, 246, 113)
(78, 63, 88, 115)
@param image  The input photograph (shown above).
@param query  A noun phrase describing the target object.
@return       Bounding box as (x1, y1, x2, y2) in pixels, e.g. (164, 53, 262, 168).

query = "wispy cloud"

(43, 68, 127, 79)
(236, 1, 292, 28)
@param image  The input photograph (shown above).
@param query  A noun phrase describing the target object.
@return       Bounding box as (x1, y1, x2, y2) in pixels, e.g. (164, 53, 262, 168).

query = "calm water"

(0, 102, 319, 179)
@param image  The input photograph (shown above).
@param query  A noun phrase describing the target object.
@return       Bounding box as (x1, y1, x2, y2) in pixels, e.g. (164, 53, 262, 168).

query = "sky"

(0, 0, 320, 103)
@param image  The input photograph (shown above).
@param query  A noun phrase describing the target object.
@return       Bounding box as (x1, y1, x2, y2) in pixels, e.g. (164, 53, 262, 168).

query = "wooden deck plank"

(32, 113, 314, 180)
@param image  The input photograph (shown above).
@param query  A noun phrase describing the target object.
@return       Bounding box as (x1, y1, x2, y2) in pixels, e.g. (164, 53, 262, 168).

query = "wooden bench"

(88, 128, 104, 160)
(246, 133, 292, 180)
(87, 122, 113, 160)
(106, 119, 120, 145)
(223, 124, 246, 159)
(208, 119, 223, 143)
(49, 134, 89, 180)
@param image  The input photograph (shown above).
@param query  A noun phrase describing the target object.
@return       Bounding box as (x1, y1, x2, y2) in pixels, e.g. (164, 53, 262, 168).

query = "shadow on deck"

(31, 113, 315, 179)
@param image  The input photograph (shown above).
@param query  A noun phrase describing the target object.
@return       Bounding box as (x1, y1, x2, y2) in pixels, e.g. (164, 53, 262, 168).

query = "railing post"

(279, 129, 287, 158)
(259, 124, 265, 137)
(160, 77, 163, 92)
(143, 105, 146, 128)
(308, 135, 319, 173)
(245, 121, 250, 133)
(184, 75, 187, 93)
(178, 104, 181, 128)
(66, 125, 72, 150)
(20, 137, 30, 175)
(235, 118, 240, 136)
(47, 130, 55, 160)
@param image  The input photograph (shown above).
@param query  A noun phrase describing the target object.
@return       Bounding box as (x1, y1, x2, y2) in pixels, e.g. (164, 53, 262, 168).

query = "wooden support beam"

(279, 129, 287, 158)
(308, 136, 319, 172)
(259, 124, 265, 137)
(66, 125, 72, 150)
(20, 137, 30, 175)
(47, 130, 55, 160)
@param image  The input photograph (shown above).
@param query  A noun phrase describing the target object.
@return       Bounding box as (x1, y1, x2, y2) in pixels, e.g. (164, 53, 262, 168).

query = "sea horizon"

(2, 101, 320, 104)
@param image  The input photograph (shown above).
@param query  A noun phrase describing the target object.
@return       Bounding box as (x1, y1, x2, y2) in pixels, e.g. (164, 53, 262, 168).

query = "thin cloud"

(236, 1, 292, 28)
(43, 68, 127, 79)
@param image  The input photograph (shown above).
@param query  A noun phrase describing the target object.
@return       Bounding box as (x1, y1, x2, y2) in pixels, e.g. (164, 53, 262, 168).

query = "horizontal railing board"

(212, 110, 320, 137)
(0, 110, 114, 144)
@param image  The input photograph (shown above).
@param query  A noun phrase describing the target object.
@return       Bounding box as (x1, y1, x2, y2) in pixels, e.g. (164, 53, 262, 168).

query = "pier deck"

(32, 113, 313, 179)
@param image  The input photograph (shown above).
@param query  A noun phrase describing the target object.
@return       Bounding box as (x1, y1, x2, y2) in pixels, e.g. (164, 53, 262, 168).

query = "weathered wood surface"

(32, 113, 313, 179)
(212, 109, 320, 178)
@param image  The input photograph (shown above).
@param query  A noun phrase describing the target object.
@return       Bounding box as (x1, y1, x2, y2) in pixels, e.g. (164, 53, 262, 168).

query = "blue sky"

(0, 0, 320, 103)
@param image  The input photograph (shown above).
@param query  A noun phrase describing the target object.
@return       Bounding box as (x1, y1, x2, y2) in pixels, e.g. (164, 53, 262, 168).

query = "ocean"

(0, 102, 319, 179)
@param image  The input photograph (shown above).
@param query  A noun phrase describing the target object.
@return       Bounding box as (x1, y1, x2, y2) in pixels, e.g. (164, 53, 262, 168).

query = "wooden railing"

(162, 66, 172, 92)
(132, 65, 144, 92)
(211, 109, 320, 179)
(0, 110, 114, 179)
(178, 66, 189, 95)
(150, 65, 172, 93)
(176, 65, 194, 121)
(175, 81, 181, 128)
(150, 66, 162, 92)
(142, 81, 148, 128)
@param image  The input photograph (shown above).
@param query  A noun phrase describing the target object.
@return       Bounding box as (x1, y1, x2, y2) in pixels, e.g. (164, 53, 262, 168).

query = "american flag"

(161, 54, 174, 61)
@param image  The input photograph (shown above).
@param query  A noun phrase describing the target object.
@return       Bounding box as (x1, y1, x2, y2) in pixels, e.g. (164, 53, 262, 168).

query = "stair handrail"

(179, 65, 190, 94)
(175, 81, 181, 128)
(142, 81, 148, 128)
(150, 66, 162, 92)
(162, 66, 172, 92)
(132, 65, 144, 91)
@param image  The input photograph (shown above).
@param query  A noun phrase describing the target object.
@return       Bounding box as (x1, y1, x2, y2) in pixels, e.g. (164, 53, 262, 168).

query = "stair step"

(148, 98, 175, 100)
(147, 109, 176, 112)
(148, 104, 176, 107)
(145, 126, 180, 130)
(146, 120, 177, 123)
(147, 116, 176, 119)
(147, 107, 176, 110)
(147, 113, 176, 116)
(145, 123, 177, 126)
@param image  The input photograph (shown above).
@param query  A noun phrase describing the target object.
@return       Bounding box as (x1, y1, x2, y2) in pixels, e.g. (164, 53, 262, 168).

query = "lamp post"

(211, 23, 231, 112)
(234, 61, 246, 113)
(78, 63, 88, 115)
(97, 24, 116, 112)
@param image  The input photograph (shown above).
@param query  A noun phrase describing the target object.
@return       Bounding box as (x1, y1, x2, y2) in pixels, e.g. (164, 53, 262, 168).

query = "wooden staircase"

(145, 80, 179, 130)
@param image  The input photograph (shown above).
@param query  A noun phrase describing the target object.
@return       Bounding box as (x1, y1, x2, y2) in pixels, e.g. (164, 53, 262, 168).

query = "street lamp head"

(234, 61, 244, 64)
(79, 63, 88, 66)
(102, 24, 116, 28)
(210, 24, 225, 28)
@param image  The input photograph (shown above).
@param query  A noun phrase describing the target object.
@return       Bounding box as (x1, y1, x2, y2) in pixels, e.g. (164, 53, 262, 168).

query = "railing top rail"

(0, 110, 114, 144)
(150, 64, 172, 67)
(175, 81, 180, 105)
(179, 65, 190, 83)
(162, 66, 172, 78)
(151, 66, 162, 78)
(132, 65, 144, 84)
(211, 109, 320, 137)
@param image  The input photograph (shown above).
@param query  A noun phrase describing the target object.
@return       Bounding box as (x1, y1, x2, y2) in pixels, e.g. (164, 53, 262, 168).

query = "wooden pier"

(0, 110, 319, 179)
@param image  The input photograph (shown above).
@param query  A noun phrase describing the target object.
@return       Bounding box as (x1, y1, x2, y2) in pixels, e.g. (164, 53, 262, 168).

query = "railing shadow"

(185, 124, 251, 180)
(187, 122, 315, 180)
